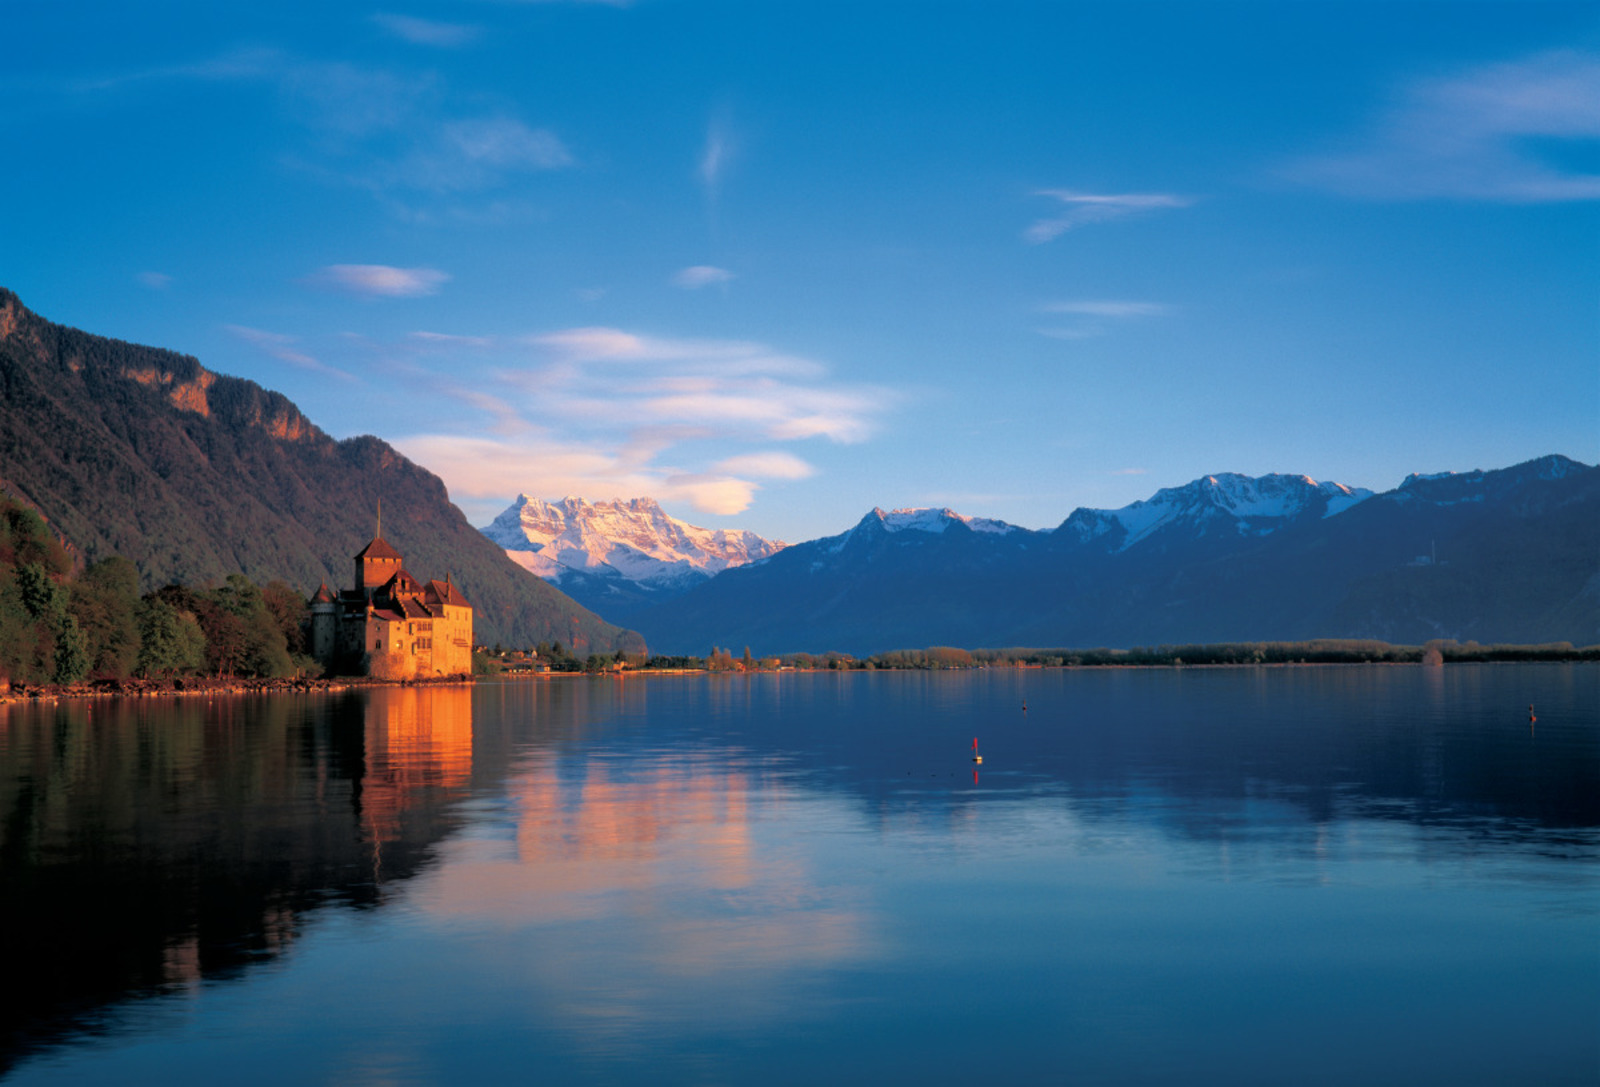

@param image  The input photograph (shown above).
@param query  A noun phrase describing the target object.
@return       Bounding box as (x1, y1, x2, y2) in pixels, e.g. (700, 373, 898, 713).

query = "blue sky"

(4, 1, 1596, 542)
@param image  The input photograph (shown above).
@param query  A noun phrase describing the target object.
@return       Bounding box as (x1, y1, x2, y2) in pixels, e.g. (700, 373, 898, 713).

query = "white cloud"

(527, 327, 824, 377)
(672, 265, 735, 289)
(392, 434, 761, 517)
(1024, 191, 1192, 243)
(136, 271, 172, 290)
(224, 324, 355, 380)
(308, 264, 449, 297)
(713, 452, 816, 480)
(371, 14, 480, 47)
(386, 326, 890, 519)
(1110, 467, 1148, 476)
(1286, 49, 1600, 202)
(1041, 300, 1170, 318)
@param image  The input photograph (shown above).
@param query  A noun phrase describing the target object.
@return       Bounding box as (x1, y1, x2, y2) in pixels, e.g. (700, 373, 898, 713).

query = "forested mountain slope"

(0, 288, 642, 653)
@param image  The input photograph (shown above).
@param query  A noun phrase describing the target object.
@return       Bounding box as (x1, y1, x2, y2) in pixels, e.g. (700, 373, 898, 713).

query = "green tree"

(69, 556, 141, 679)
(135, 596, 207, 678)
(209, 575, 294, 678)
(52, 614, 90, 684)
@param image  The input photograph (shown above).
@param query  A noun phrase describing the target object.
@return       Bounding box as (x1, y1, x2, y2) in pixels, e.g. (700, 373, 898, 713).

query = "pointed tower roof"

(311, 581, 336, 604)
(355, 501, 402, 560)
(356, 536, 403, 561)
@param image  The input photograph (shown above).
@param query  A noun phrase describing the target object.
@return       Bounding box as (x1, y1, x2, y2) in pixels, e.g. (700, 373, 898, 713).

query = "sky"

(3, 1, 1597, 543)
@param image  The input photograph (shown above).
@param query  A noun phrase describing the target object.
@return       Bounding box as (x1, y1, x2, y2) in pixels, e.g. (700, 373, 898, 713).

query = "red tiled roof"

(425, 578, 472, 608)
(370, 609, 405, 623)
(378, 569, 420, 596)
(310, 581, 336, 604)
(356, 536, 404, 561)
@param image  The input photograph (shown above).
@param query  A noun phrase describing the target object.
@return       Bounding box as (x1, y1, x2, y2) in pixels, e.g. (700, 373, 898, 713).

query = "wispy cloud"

(713, 452, 816, 480)
(136, 271, 172, 290)
(442, 117, 572, 171)
(307, 264, 449, 297)
(528, 327, 825, 377)
(1041, 300, 1170, 318)
(388, 327, 890, 517)
(1025, 191, 1192, 243)
(224, 324, 355, 380)
(1037, 299, 1171, 339)
(85, 50, 575, 207)
(1110, 467, 1148, 476)
(699, 114, 733, 199)
(1285, 49, 1600, 202)
(371, 14, 480, 48)
(409, 330, 493, 347)
(672, 265, 735, 289)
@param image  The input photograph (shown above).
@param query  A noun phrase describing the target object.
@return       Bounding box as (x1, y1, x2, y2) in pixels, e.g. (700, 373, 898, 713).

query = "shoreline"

(0, 673, 474, 706)
(7, 656, 1592, 706)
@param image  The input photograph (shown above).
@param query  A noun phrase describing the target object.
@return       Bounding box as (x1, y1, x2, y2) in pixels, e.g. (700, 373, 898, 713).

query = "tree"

(135, 596, 207, 677)
(208, 574, 294, 677)
(70, 556, 141, 679)
(15, 561, 86, 684)
(260, 579, 308, 655)
(52, 614, 90, 684)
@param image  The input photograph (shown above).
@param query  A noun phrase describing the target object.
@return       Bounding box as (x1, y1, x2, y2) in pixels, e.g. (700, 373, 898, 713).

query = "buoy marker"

(972, 736, 983, 765)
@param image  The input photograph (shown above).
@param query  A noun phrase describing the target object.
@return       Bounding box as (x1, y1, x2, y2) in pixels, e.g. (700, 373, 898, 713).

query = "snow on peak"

(870, 507, 1018, 535)
(481, 495, 785, 587)
(1069, 471, 1372, 550)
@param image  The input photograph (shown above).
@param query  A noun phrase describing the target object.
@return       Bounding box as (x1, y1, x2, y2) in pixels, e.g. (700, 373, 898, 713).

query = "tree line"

(629, 638, 1599, 674)
(0, 499, 311, 687)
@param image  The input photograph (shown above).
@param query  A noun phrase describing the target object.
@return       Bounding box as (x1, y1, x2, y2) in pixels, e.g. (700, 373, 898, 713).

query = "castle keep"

(309, 530, 473, 678)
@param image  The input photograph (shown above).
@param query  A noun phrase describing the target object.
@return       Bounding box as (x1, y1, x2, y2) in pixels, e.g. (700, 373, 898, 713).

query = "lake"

(2, 664, 1596, 1085)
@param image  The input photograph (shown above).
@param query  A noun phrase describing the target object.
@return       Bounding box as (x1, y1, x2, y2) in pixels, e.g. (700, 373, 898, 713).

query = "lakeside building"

(308, 530, 473, 678)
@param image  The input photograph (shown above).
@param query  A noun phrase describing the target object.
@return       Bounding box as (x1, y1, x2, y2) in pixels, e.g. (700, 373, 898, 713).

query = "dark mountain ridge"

(629, 456, 1598, 656)
(0, 288, 642, 653)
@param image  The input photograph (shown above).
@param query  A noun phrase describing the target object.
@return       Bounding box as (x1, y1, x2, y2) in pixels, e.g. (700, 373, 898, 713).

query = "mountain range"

(481, 495, 784, 619)
(608, 457, 1597, 656)
(0, 289, 643, 654)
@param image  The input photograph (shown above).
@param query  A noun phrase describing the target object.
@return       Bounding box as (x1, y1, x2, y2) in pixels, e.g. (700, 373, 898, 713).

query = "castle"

(308, 527, 474, 679)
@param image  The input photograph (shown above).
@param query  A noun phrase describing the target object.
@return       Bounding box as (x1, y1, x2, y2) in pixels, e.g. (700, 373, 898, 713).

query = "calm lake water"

(2, 665, 1596, 1085)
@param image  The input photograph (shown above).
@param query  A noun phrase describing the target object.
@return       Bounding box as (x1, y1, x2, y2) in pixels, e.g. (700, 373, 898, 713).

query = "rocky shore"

(0, 674, 475, 704)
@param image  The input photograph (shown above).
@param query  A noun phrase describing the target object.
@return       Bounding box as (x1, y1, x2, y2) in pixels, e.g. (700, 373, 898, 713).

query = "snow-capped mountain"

(825, 507, 1022, 552)
(626, 456, 1596, 655)
(1060, 473, 1372, 551)
(480, 496, 785, 617)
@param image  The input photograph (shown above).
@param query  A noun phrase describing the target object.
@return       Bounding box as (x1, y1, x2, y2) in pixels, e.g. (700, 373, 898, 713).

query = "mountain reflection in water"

(0, 686, 475, 1070)
(1, 665, 1595, 1085)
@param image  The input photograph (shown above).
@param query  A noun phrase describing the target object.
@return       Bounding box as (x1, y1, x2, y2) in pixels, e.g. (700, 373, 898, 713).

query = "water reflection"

(414, 750, 869, 1055)
(1, 666, 1595, 1084)
(0, 686, 476, 1071)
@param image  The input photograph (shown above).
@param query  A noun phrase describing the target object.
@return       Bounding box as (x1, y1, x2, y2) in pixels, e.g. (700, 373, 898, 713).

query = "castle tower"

(309, 582, 338, 662)
(355, 529, 404, 597)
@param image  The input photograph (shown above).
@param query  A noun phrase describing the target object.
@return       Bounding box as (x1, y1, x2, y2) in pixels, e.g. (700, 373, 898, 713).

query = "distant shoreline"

(7, 645, 1594, 705)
